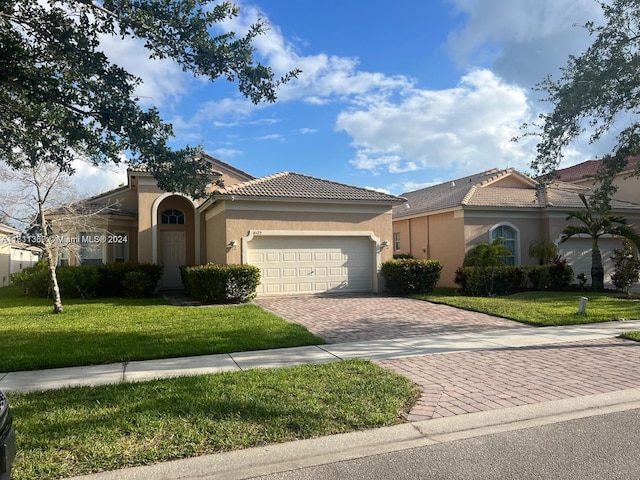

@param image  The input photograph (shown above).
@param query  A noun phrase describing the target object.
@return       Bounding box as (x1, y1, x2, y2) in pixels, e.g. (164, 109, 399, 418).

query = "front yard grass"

(0, 285, 323, 372)
(417, 289, 640, 326)
(8, 360, 418, 480)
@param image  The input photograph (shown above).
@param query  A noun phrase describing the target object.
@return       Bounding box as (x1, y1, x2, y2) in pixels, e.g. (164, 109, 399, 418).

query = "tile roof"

(393, 168, 640, 219)
(394, 169, 521, 217)
(215, 172, 404, 204)
(555, 156, 640, 182)
(127, 153, 255, 181)
(0, 222, 19, 234)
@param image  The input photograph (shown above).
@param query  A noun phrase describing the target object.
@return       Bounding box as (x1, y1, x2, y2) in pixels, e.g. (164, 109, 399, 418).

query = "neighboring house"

(392, 167, 640, 288)
(55, 154, 404, 295)
(0, 223, 41, 287)
(554, 156, 640, 204)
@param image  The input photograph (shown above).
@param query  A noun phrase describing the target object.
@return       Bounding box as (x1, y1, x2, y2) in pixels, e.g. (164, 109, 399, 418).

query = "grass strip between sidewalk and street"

(417, 290, 640, 326)
(7, 359, 419, 480)
(620, 331, 640, 341)
(0, 284, 324, 372)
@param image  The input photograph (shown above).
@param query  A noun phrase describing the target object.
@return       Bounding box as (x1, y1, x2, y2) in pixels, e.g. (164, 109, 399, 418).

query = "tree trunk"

(38, 202, 64, 313)
(591, 247, 605, 292)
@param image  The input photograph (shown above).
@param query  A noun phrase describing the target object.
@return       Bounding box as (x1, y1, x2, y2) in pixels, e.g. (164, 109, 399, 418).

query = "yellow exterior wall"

(392, 210, 465, 288)
(392, 219, 411, 256)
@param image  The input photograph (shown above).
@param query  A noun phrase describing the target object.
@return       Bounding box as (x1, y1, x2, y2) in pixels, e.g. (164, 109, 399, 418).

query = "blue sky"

(73, 0, 610, 196)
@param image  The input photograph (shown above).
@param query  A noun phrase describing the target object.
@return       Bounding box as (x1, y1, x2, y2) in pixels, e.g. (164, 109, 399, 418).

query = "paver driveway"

(254, 295, 526, 343)
(379, 337, 640, 421)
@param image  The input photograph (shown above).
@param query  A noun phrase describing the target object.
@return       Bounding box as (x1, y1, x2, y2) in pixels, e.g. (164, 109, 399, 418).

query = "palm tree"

(561, 194, 640, 291)
(463, 237, 513, 295)
(528, 238, 559, 265)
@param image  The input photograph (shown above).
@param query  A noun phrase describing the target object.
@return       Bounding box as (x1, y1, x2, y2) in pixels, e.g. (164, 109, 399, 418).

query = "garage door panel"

(559, 238, 620, 284)
(248, 236, 374, 295)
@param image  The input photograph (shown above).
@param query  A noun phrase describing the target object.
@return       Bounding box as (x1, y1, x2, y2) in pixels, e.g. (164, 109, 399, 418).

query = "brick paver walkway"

(254, 295, 525, 343)
(378, 337, 640, 421)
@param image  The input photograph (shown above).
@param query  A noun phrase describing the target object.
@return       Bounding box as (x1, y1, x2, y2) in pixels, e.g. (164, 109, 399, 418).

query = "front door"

(161, 230, 186, 289)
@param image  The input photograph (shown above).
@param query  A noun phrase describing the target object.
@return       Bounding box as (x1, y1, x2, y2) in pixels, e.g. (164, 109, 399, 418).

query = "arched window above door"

(161, 208, 185, 225)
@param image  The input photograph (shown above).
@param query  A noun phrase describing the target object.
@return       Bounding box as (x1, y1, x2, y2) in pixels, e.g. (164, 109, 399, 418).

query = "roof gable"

(214, 172, 404, 204)
(394, 168, 537, 218)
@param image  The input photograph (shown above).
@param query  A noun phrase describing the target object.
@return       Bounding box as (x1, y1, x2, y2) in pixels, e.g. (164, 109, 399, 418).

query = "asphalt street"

(253, 408, 640, 480)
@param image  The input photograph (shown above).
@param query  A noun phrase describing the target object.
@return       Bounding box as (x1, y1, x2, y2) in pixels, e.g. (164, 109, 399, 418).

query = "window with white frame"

(393, 232, 401, 251)
(113, 231, 129, 263)
(58, 246, 69, 266)
(79, 232, 104, 265)
(490, 224, 519, 265)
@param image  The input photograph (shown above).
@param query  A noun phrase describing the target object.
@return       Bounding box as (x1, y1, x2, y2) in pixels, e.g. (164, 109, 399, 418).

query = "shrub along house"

(392, 165, 640, 288)
(55, 155, 404, 295)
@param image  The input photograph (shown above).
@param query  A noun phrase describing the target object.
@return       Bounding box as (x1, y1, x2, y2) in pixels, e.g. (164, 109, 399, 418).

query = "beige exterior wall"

(463, 210, 544, 266)
(204, 206, 227, 265)
(572, 172, 640, 204)
(203, 199, 394, 265)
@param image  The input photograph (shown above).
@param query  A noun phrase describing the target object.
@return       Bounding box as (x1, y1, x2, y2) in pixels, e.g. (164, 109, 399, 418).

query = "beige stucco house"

(0, 222, 41, 287)
(392, 163, 640, 288)
(60, 155, 404, 295)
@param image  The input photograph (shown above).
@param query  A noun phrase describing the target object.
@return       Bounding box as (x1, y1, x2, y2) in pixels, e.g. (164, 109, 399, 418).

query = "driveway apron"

(254, 295, 640, 423)
(379, 337, 640, 421)
(254, 295, 526, 344)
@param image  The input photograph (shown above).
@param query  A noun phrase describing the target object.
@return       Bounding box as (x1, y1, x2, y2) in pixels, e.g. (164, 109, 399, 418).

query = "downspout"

(426, 215, 430, 258)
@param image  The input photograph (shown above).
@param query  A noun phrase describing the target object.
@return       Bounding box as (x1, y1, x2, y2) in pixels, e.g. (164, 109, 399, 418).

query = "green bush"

(122, 270, 159, 297)
(11, 261, 162, 298)
(11, 260, 51, 297)
(181, 264, 261, 304)
(455, 262, 574, 296)
(97, 262, 163, 297)
(381, 258, 442, 295)
(56, 265, 100, 298)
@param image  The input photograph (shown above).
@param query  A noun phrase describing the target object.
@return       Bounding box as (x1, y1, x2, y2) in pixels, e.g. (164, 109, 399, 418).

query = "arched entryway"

(155, 195, 196, 289)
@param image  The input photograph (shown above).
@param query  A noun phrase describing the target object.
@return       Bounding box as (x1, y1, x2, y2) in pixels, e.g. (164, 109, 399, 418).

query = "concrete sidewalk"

(2, 320, 640, 393)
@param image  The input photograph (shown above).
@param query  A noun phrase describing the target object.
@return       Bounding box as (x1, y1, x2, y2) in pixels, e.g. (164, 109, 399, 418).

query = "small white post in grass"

(578, 297, 588, 315)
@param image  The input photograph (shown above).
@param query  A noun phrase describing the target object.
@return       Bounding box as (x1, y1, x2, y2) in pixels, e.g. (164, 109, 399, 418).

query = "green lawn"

(7, 360, 418, 480)
(621, 331, 640, 341)
(0, 285, 323, 372)
(418, 289, 640, 326)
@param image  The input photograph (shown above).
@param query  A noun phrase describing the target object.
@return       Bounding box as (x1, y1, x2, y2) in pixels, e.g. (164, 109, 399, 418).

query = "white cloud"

(256, 133, 284, 141)
(445, 0, 602, 87)
(99, 35, 193, 109)
(222, 5, 414, 105)
(212, 148, 243, 159)
(337, 69, 534, 177)
(297, 128, 318, 134)
(70, 159, 129, 196)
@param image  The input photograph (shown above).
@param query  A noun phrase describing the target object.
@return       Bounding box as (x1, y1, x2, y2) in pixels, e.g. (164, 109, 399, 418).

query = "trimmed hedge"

(454, 261, 574, 296)
(381, 258, 442, 295)
(11, 261, 163, 298)
(180, 264, 261, 304)
(97, 261, 163, 297)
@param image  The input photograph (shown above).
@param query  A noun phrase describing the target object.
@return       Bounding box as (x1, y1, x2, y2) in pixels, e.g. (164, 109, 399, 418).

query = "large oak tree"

(526, 0, 640, 208)
(1, 0, 297, 198)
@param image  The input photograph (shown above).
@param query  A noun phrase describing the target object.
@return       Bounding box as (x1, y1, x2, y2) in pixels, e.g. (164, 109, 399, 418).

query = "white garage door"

(559, 237, 622, 285)
(247, 236, 374, 295)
